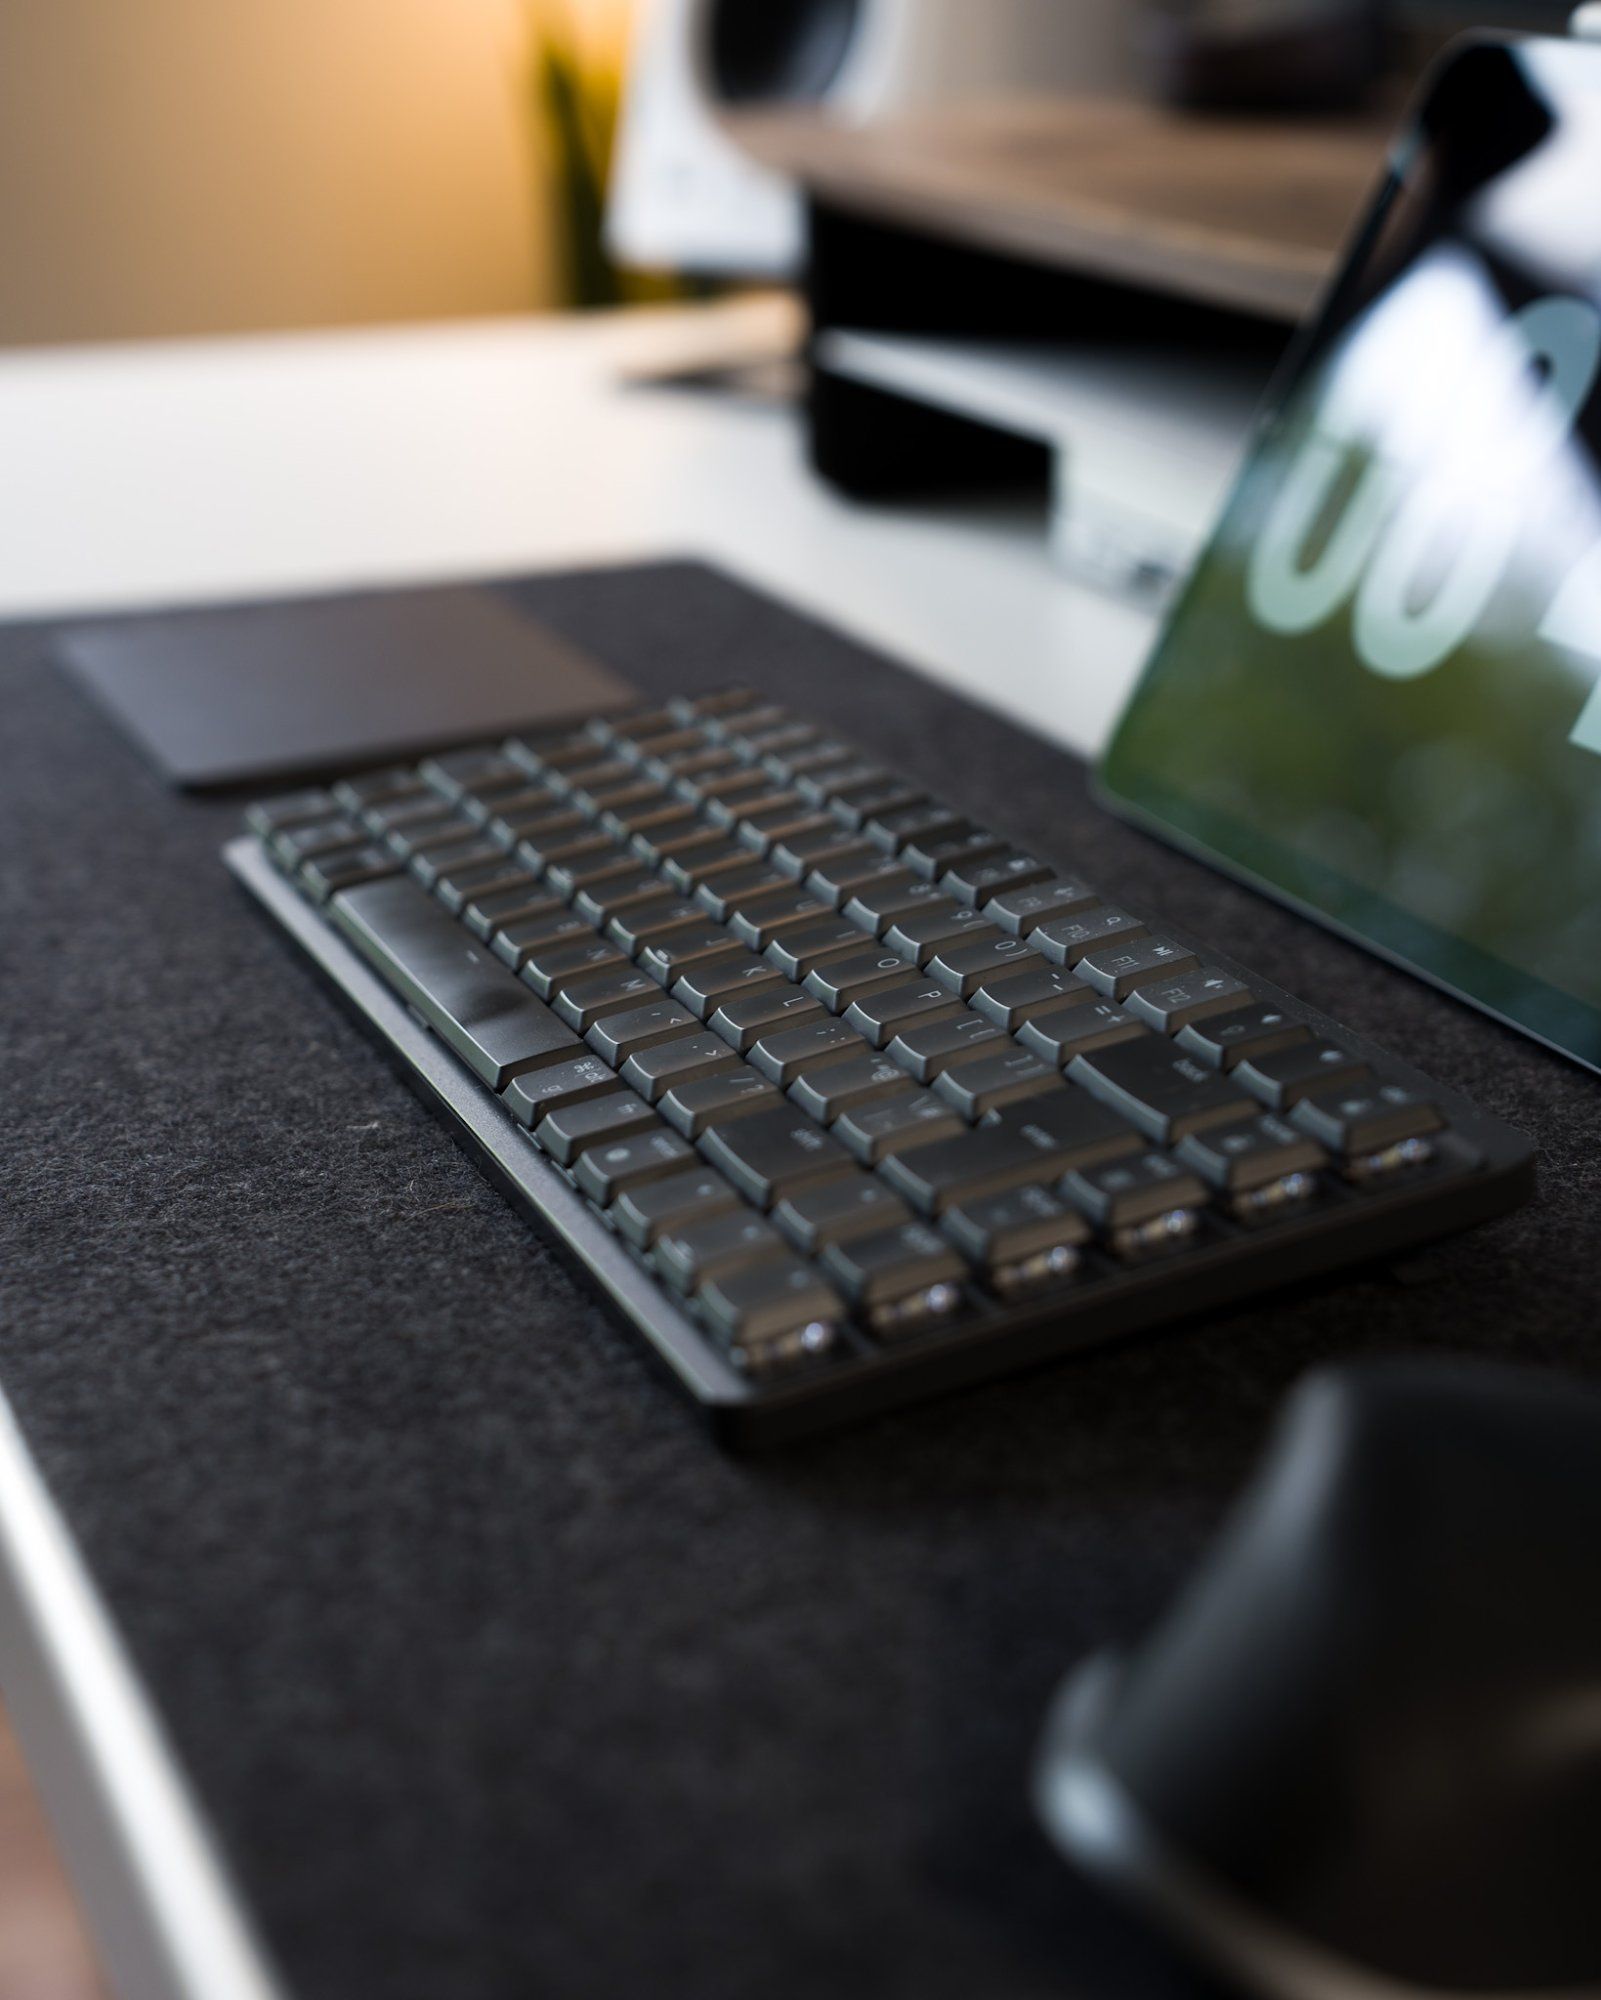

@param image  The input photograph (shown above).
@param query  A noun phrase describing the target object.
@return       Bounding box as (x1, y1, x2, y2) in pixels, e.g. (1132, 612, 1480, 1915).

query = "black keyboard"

(228, 688, 1534, 1444)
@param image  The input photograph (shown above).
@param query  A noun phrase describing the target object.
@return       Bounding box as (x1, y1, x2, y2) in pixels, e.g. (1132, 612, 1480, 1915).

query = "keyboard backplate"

(227, 835, 1535, 1448)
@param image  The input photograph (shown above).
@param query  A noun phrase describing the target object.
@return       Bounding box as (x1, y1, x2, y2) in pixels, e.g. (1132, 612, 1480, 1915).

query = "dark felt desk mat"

(3, 560, 1598, 2000)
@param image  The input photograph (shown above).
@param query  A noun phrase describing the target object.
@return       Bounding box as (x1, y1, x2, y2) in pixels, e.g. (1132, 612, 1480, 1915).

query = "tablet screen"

(1099, 36, 1601, 1071)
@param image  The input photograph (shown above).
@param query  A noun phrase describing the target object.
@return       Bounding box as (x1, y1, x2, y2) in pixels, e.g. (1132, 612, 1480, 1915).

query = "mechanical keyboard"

(227, 687, 1535, 1444)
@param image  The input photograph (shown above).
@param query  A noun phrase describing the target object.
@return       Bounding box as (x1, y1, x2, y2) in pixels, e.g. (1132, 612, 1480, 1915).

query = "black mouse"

(1035, 1359, 1601, 1998)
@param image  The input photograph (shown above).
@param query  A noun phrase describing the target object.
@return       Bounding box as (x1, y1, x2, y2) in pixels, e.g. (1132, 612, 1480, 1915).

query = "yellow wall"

(0, 0, 555, 345)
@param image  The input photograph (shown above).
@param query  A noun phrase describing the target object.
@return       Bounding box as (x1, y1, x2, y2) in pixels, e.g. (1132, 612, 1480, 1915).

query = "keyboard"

(228, 687, 1534, 1445)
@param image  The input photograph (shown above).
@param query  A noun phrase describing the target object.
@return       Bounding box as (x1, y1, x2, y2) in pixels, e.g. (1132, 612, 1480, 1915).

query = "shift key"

(331, 875, 582, 1090)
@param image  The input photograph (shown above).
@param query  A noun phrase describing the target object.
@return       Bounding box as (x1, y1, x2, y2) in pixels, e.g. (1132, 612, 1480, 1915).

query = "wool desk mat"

(3, 559, 1597, 2000)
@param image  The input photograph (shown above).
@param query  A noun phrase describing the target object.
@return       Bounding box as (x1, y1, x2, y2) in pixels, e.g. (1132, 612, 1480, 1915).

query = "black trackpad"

(57, 581, 637, 791)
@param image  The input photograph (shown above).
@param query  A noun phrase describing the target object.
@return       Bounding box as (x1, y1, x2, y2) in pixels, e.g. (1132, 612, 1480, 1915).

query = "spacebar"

(330, 874, 583, 1090)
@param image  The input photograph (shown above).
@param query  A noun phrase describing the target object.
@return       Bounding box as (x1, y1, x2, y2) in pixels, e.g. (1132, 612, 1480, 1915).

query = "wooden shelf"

(729, 94, 1396, 322)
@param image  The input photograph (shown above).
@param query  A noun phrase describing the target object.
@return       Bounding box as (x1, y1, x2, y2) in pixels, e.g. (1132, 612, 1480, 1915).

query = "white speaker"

(606, 0, 1136, 277)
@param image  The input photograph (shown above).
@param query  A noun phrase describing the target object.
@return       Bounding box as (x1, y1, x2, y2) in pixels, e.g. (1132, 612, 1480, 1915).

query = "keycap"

(330, 876, 583, 1090)
(491, 909, 593, 971)
(1235, 1042, 1372, 1111)
(238, 780, 338, 828)
(574, 870, 671, 927)
(584, 998, 701, 1066)
(1126, 966, 1253, 1032)
(1031, 907, 1149, 966)
(769, 827, 868, 879)
(737, 804, 835, 854)
(299, 844, 402, 903)
(867, 803, 968, 854)
(698, 1106, 856, 1209)
(418, 747, 526, 802)
(842, 979, 965, 1050)
(667, 685, 761, 721)
(709, 985, 828, 1054)
(967, 963, 1083, 1031)
(608, 899, 705, 957)
(544, 847, 642, 902)
(1174, 1003, 1312, 1071)
(885, 1011, 1008, 1083)
(803, 947, 918, 1014)
(818, 1223, 967, 1336)
(1070, 1039, 1255, 1143)
(942, 1185, 1089, 1297)
(986, 878, 1099, 934)
(506, 728, 606, 777)
(494, 804, 586, 854)
(732, 717, 818, 761)
(517, 828, 616, 876)
(550, 756, 632, 802)
(467, 785, 559, 830)
(903, 825, 1008, 883)
(787, 1053, 913, 1125)
(638, 926, 750, 985)
(747, 1017, 867, 1089)
(694, 863, 791, 923)
(410, 837, 506, 890)
(841, 875, 947, 936)
(772, 1176, 913, 1254)
(696, 1260, 847, 1375)
(1174, 1115, 1327, 1219)
(933, 1047, 1066, 1119)
(823, 777, 927, 827)
(433, 859, 537, 916)
(611, 1167, 742, 1250)
(366, 792, 460, 839)
(833, 1090, 965, 1164)
(763, 918, 866, 981)
(503, 1053, 619, 1128)
(707, 700, 787, 743)
(803, 846, 898, 907)
(608, 799, 701, 848)
(775, 740, 857, 784)
(670, 956, 786, 1021)
(1062, 1153, 1210, 1255)
(926, 933, 1039, 999)
(275, 816, 367, 867)
(536, 1090, 660, 1165)
(574, 1126, 697, 1206)
(940, 849, 1055, 907)
(730, 892, 833, 951)
(879, 1094, 1140, 1214)
(520, 935, 628, 1002)
(465, 886, 562, 943)
(656, 1211, 786, 1293)
(559, 968, 671, 1038)
(674, 769, 770, 816)
(247, 789, 340, 838)
(571, 776, 662, 820)
(619, 1030, 741, 1104)
(1016, 999, 1149, 1064)
(334, 768, 424, 814)
(1077, 937, 1200, 1001)
(659, 1071, 784, 1140)
(1290, 1085, 1444, 1170)
(882, 903, 997, 968)
(656, 833, 748, 884)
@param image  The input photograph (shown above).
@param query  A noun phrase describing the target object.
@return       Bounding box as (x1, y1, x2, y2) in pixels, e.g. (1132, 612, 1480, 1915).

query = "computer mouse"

(1034, 1359, 1601, 1999)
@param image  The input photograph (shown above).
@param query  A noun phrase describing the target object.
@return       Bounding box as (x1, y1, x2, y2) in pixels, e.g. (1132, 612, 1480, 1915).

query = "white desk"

(0, 296, 1167, 761)
(0, 297, 1203, 2000)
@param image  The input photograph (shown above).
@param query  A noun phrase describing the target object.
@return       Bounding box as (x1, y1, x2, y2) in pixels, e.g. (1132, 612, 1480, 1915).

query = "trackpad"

(57, 582, 637, 791)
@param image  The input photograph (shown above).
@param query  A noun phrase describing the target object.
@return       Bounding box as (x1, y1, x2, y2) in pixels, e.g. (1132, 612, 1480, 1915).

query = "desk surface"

(0, 298, 1158, 764)
(3, 305, 1592, 2000)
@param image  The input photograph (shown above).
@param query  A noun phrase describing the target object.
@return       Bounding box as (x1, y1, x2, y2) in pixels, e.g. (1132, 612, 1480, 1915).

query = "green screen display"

(1100, 37, 1601, 1070)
